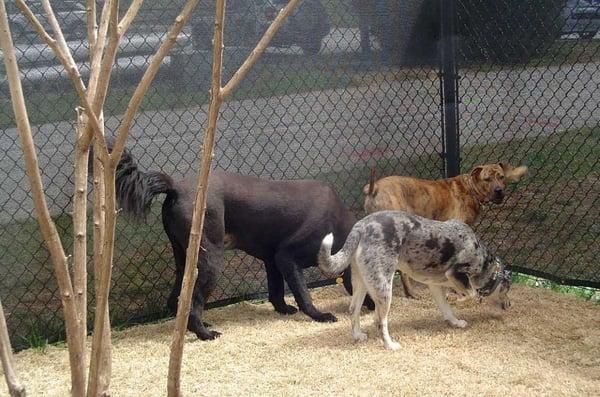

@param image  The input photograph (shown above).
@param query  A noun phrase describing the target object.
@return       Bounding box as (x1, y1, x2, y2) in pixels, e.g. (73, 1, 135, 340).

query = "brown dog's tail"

(368, 167, 376, 196)
(362, 167, 379, 213)
(362, 167, 378, 197)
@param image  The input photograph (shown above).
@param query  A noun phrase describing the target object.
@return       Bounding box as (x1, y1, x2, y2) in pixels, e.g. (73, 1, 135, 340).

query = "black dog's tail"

(112, 147, 175, 220)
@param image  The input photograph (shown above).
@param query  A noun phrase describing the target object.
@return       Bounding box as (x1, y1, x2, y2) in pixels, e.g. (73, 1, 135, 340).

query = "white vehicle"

(8, 1, 87, 43)
(562, 0, 600, 39)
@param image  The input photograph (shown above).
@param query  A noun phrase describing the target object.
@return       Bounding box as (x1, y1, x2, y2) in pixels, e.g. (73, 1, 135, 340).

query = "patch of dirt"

(9, 284, 600, 396)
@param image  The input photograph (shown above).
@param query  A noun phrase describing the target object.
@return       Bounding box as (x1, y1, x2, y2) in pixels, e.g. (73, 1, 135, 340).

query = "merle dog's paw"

(195, 329, 222, 340)
(313, 312, 337, 323)
(274, 304, 299, 315)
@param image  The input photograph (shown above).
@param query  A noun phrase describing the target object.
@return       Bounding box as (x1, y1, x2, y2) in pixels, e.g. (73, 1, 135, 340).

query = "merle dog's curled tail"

(113, 147, 174, 220)
(318, 226, 362, 275)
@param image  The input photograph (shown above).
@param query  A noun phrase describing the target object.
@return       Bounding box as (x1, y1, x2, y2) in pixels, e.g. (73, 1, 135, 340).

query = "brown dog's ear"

(505, 165, 528, 182)
(470, 166, 484, 180)
(498, 162, 512, 173)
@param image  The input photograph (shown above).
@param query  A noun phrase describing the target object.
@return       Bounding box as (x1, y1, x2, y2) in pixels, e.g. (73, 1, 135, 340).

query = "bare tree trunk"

(87, 164, 116, 397)
(0, 298, 26, 397)
(167, 0, 303, 395)
(220, 0, 302, 98)
(89, 134, 112, 397)
(166, 2, 225, 394)
(0, 2, 87, 395)
(87, 1, 200, 395)
(72, 108, 89, 375)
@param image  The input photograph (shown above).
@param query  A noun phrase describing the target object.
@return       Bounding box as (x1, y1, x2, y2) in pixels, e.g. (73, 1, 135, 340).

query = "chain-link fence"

(455, 0, 600, 288)
(0, 0, 598, 349)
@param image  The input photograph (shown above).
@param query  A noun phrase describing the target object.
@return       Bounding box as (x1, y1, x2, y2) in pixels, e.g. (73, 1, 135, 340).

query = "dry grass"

(7, 284, 600, 396)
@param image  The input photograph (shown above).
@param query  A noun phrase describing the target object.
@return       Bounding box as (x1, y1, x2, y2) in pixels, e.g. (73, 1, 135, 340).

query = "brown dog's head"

(469, 163, 528, 204)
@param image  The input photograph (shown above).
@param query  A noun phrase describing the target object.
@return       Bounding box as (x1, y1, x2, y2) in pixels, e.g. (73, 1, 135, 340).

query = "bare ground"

(6, 284, 600, 396)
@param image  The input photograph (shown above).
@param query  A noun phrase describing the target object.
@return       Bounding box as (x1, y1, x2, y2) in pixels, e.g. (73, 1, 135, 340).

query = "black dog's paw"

(313, 312, 337, 323)
(363, 297, 376, 311)
(195, 329, 222, 340)
(274, 304, 298, 315)
(166, 301, 178, 316)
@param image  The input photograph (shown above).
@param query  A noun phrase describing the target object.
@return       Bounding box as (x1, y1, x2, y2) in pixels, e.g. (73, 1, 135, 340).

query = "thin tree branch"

(14, 0, 109, 160)
(109, 0, 201, 164)
(119, 0, 144, 34)
(81, 0, 121, 149)
(220, 0, 302, 98)
(0, 298, 26, 397)
(87, 0, 112, 96)
(41, 0, 73, 64)
(86, 0, 98, 62)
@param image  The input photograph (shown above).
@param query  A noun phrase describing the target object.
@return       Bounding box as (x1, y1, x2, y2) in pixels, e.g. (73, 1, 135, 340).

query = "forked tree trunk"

(0, 2, 86, 394)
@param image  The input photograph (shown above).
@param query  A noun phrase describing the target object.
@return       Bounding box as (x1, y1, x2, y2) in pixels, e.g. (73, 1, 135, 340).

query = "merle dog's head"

(477, 256, 512, 310)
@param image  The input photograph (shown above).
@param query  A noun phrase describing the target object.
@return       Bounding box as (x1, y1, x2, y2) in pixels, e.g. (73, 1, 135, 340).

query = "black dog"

(112, 147, 363, 340)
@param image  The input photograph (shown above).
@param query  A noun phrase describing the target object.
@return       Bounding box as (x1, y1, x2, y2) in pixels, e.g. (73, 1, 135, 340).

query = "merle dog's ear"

(470, 166, 484, 180)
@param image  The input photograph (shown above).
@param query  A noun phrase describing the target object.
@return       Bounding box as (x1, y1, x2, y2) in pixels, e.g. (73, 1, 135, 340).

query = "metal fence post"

(440, 0, 460, 177)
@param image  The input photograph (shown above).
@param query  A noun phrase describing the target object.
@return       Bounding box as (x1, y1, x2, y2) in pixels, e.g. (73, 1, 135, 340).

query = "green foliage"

(513, 273, 600, 303)
(21, 322, 50, 353)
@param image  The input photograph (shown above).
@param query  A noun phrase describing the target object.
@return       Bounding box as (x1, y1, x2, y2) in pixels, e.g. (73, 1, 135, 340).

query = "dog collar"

(477, 262, 503, 297)
(465, 176, 488, 206)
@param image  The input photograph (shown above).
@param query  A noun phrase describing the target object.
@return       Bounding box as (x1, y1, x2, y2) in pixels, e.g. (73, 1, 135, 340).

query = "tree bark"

(0, 2, 86, 394)
(87, 1, 200, 395)
(0, 298, 26, 397)
(72, 108, 89, 378)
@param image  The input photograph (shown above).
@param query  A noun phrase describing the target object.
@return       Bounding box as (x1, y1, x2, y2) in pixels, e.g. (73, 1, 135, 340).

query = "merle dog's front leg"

(342, 267, 376, 311)
(274, 251, 337, 322)
(265, 260, 298, 315)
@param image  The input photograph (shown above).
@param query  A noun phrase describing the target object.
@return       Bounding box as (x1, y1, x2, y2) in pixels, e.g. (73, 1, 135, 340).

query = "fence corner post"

(440, 0, 460, 177)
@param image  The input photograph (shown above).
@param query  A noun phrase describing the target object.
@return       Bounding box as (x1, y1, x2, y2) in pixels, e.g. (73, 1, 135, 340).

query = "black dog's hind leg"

(165, 238, 212, 327)
(274, 251, 336, 323)
(265, 260, 298, 315)
(166, 237, 185, 316)
(187, 240, 222, 340)
(342, 267, 376, 311)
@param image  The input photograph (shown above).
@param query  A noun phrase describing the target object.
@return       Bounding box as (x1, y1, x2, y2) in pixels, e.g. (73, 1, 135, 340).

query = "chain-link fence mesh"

(0, 0, 597, 349)
(456, 0, 600, 287)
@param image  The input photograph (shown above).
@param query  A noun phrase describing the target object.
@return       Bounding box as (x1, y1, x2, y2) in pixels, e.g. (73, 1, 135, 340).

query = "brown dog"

(363, 162, 527, 298)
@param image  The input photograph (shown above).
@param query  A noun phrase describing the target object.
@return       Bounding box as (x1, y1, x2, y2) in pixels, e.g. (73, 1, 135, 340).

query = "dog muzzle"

(477, 266, 512, 310)
(477, 266, 511, 297)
